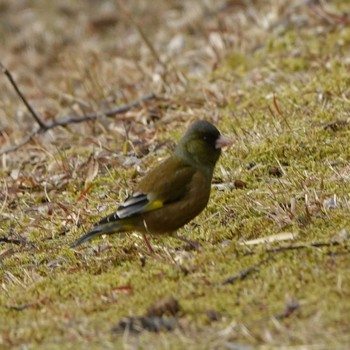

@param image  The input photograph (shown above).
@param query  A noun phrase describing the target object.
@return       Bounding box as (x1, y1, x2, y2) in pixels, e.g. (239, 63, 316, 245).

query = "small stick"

(5, 297, 47, 311)
(0, 60, 157, 155)
(244, 238, 350, 256)
(221, 256, 273, 285)
(0, 237, 23, 245)
(220, 236, 350, 285)
(42, 92, 156, 128)
(0, 62, 47, 130)
(0, 131, 37, 155)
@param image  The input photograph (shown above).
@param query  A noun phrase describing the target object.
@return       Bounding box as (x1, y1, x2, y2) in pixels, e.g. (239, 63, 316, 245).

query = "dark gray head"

(175, 120, 231, 175)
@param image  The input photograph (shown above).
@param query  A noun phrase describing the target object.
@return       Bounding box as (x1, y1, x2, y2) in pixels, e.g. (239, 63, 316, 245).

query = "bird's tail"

(70, 221, 124, 248)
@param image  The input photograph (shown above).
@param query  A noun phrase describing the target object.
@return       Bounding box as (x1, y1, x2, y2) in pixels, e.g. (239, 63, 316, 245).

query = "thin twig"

(0, 131, 38, 155)
(44, 92, 157, 127)
(0, 62, 47, 130)
(221, 256, 273, 285)
(267, 240, 347, 253)
(221, 236, 350, 285)
(274, 300, 300, 319)
(4, 297, 47, 311)
(0, 228, 28, 246)
(0, 60, 157, 155)
(244, 238, 350, 256)
(0, 237, 24, 245)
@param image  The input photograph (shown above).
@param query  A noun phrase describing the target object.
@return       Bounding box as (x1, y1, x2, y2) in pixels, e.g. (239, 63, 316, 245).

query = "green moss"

(1, 0, 350, 349)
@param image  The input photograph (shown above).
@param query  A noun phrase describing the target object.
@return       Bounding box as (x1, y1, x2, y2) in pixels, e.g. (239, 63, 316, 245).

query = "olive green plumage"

(70, 120, 231, 248)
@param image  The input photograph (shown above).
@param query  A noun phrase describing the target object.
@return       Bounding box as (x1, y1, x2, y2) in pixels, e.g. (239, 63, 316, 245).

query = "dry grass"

(1, 0, 350, 349)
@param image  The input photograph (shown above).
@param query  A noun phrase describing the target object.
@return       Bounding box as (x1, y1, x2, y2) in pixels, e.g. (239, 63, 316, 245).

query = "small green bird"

(70, 120, 231, 248)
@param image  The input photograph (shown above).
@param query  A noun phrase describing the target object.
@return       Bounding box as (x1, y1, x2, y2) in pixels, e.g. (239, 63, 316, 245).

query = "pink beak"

(215, 135, 233, 149)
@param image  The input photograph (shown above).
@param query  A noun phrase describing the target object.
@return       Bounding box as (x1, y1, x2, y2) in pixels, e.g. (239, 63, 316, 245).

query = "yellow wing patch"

(145, 199, 163, 212)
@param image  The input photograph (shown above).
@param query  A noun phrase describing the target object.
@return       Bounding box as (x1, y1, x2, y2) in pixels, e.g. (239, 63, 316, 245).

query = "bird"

(70, 120, 232, 249)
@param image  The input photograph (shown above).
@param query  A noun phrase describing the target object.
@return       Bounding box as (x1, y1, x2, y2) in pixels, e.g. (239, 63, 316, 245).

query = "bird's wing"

(136, 156, 197, 202)
(97, 157, 196, 224)
(115, 191, 163, 219)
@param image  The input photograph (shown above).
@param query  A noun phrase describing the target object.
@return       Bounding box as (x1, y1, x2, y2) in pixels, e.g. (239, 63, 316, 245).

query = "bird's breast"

(137, 171, 212, 234)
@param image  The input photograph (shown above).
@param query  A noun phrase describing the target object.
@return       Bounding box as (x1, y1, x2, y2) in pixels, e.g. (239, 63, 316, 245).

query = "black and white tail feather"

(70, 192, 153, 248)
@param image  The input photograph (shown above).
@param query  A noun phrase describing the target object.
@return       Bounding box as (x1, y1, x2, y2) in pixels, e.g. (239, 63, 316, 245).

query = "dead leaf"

(84, 155, 99, 186)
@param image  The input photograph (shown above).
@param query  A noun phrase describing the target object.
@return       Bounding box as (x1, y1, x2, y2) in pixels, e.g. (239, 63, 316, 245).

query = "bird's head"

(175, 120, 232, 175)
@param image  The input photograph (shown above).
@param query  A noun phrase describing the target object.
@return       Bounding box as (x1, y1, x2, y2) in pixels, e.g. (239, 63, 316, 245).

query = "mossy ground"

(1, 0, 350, 349)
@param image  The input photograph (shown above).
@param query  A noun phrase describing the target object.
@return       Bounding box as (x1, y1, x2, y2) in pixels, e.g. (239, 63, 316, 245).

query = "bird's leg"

(141, 232, 154, 254)
(142, 220, 155, 254)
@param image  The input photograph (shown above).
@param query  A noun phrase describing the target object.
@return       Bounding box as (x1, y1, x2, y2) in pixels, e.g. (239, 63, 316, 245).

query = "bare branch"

(0, 131, 38, 155)
(0, 61, 47, 130)
(0, 60, 157, 156)
(43, 92, 157, 128)
(221, 235, 350, 285)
